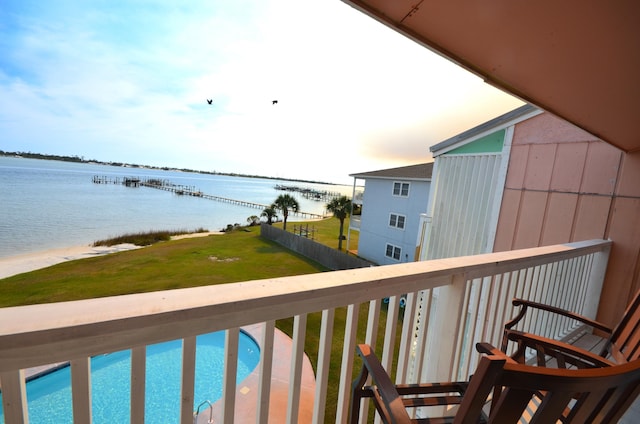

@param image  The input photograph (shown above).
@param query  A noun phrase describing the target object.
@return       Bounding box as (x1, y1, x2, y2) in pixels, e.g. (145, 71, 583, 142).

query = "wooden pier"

(92, 176, 140, 187)
(274, 184, 342, 202)
(93, 176, 326, 219)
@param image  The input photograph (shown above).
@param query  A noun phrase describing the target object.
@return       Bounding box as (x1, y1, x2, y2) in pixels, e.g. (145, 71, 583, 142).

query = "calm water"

(0, 156, 351, 259)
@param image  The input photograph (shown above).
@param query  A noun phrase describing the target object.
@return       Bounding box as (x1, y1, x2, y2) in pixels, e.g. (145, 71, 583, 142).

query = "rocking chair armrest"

(505, 330, 616, 368)
(504, 298, 613, 334)
(476, 342, 518, 364)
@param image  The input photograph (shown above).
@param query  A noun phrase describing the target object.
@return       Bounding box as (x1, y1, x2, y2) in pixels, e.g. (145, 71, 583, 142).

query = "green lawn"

(0, 227, 328, 306)
(0, 217, 361, 306)
(0, 217, 390, 422)
(273, 215, 359, 251)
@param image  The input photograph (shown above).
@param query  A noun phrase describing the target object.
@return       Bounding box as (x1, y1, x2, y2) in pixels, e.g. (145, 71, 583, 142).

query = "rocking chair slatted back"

(503, 288, 640, 366)
(608, 287, 640, 362)
(494, 358, 640, 423)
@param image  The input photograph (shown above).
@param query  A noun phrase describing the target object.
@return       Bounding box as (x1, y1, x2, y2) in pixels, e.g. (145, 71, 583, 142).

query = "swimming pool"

(0, 331, 260, 423)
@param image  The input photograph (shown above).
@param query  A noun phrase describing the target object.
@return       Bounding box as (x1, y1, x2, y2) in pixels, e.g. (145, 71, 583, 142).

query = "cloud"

(0, 0, 523, 184)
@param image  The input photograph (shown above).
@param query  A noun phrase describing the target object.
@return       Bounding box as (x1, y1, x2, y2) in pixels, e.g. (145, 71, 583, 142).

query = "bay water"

(0, 156, 351, 259)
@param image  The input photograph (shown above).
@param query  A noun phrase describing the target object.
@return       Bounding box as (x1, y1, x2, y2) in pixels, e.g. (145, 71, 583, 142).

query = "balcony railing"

(351, 190, 364, 205)
(348, 215, 361, 230)
(0, 239, 611, 423)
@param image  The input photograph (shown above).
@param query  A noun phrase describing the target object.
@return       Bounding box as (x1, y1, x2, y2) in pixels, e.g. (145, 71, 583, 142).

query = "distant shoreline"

(0, 151, 342, 186)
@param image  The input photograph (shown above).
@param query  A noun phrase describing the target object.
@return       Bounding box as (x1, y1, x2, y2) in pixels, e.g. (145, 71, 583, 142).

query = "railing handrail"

(0, 239, 611, 373)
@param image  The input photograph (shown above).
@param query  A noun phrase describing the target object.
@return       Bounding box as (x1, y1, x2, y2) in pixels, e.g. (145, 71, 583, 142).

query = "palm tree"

(247, 215, 260, 226)
(326, 195, 352, 250)
(272, 194, 299, 230)
(260, 206, 278, 225)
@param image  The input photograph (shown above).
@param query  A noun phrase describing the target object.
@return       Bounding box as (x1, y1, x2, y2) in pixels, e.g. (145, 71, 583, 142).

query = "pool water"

(0, 331, 260, 423)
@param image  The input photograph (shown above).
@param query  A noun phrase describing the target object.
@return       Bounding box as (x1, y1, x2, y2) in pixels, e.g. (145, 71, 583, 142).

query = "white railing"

(0, 239, 611, 423)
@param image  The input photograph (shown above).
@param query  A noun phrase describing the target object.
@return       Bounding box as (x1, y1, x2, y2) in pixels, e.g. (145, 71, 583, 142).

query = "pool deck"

(199, 323, 316, 423)
(0, 361, 70, 390)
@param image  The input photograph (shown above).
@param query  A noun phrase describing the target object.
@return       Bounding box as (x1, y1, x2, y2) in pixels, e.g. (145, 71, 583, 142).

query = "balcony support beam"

(423, 275, 466, 386)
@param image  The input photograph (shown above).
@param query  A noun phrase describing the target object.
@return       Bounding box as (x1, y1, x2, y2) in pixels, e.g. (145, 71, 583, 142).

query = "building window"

(393, 182, 410, 197)
(385, 243, 402, 260)
(389, 213, 406, 229)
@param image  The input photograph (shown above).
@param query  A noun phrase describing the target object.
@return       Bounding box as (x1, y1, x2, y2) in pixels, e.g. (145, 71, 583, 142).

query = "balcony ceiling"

(343, 0, 640, 153)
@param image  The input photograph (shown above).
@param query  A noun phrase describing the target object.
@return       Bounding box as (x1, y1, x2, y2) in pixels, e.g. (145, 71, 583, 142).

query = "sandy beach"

(0, 243, 143, 280)
(0, 232, 222, 280)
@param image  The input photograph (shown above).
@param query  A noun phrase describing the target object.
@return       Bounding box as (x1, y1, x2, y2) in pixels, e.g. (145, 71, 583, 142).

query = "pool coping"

(198, 323, 316, 423)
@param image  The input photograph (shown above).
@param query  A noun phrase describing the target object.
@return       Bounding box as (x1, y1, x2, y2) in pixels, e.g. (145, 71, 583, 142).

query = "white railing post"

(180, 336, 197, 424)
(130, 346, 146, 424)
(411, 289, 434, 385)
(396, 291, 417, 384)
(286, 314, 307, 424)
(582, 243, 611, 319)
(358, 299, 381, 424)
(313, 309, 335, 424)
(0, 370, 29, 424)
(70, 357, 92, 424)
(222, 329, 239, 424)
(381, 295, 401, 370)
(257, 320, 275, 424)
(335, 303, 360, 424)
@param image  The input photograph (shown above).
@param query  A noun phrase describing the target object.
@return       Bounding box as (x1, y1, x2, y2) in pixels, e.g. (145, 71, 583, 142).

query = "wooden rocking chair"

(502, 288, 640, 367)
(350, 343, 640, 423)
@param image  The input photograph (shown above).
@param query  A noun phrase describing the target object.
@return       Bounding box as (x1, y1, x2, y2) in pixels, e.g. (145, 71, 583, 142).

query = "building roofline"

(349, 162, 434, 180)
(430, 104, 540, 156)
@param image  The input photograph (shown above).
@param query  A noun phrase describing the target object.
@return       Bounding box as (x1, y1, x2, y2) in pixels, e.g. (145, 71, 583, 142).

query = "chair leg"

(350, 364, 370, 424)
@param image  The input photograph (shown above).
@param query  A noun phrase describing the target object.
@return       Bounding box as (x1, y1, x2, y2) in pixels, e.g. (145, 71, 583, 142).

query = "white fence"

(0, 239, 611, 423)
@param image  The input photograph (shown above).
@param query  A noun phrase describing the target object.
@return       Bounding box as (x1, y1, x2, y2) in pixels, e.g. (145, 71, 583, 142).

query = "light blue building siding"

(356, 175, 431, 265)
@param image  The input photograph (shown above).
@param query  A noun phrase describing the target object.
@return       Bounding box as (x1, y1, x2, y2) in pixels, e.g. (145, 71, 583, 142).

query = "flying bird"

(207, 99, 213, 104)
(272, 100, 278, 105)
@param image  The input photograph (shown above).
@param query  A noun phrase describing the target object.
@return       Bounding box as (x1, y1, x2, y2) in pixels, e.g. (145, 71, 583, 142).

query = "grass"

(92, 227, 209, 247)
(273, 216, 359, 252)
(0, 227, 329, 306)
(0, 216, 387, 422)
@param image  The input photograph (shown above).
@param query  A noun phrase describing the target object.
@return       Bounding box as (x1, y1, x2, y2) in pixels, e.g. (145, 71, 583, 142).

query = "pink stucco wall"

(494, 112, 640, 326)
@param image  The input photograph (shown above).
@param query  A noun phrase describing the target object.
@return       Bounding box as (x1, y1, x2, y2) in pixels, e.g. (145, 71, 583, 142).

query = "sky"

(0, 0, 523, 185)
